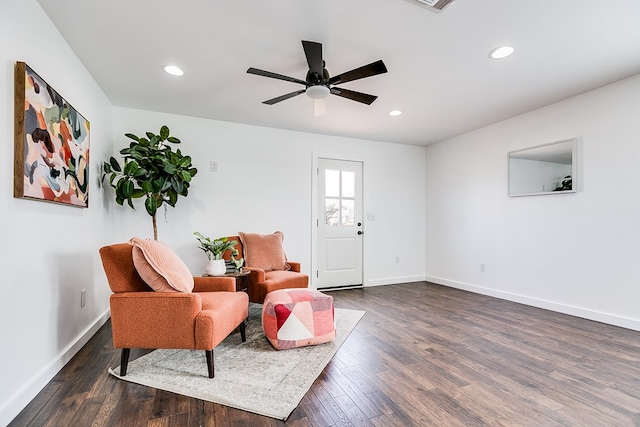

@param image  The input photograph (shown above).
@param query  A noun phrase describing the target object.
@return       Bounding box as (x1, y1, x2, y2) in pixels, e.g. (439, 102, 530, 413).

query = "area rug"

(108, 304, 365, 420)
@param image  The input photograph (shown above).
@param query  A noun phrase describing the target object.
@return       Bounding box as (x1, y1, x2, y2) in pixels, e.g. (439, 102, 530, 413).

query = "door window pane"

(325, 169, 340, 197)
(341, 200, 355, 226)
(325, 198, 340, 226)
(341, 171, 355, 198)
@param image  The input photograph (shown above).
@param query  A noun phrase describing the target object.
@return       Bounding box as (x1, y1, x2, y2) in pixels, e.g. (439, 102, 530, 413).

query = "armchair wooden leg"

(120, 348, 131, 376)
(206, 349, 214, 378)
(240, 320, 247, 342)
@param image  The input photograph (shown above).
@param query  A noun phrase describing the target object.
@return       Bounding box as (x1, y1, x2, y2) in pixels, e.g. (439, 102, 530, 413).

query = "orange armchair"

(225, 233, 308, 303)
(99, 243, 248, 378)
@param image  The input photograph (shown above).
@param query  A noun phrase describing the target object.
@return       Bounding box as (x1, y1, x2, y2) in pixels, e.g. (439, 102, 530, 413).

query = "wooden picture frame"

(14, 61, 90, 207)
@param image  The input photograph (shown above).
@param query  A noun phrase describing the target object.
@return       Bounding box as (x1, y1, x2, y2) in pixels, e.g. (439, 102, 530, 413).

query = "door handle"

(357, 231, 363, 235)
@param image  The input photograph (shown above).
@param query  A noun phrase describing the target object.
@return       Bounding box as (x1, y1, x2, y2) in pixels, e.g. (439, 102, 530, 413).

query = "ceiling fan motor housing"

(306, 65, 330, 85)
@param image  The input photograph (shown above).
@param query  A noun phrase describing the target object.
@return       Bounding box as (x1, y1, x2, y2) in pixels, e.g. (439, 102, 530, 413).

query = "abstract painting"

(14, 62, 90, 207)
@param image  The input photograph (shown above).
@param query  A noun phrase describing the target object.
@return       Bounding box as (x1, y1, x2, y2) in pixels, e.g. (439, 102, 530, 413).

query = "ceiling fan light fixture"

(489, 46, 515, 60)
(306, 85, 330, 99)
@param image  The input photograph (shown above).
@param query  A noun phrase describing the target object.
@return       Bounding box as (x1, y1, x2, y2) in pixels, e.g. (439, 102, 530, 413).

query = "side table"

(203, 270, 250, 292)
(224, 270, 251, 293)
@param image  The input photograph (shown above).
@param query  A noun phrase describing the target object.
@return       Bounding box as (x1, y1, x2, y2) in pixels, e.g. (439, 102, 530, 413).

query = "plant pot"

(205, 259, 226, 276)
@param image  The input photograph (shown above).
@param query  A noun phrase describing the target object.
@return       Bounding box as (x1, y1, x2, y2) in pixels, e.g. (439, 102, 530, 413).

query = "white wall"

(110, 107, 427, 287)
(425, 73, 640, 331)
(0, 1, 114, 424)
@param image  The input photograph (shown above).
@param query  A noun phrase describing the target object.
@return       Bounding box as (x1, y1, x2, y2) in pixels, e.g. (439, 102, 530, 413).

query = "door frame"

(310, 153, 365, 289)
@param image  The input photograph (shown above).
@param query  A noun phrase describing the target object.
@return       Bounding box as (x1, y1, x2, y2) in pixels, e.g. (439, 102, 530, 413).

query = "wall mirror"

(508, 138, 576, 197)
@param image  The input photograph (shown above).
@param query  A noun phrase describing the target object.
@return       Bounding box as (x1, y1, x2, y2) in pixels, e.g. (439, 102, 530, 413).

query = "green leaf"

(124, 133, 139, 141)
(163, 163, 177, 174)
(131, 189, 146, 198)
(141, 181, 153, 193)
(121, 180, 134, 197)
(153, 177, 166, 192)
(171, 177, 184, 194)
(103, 162, 112, 174)
(167, 136, 181, 144)
(180, 157, 192, 168)
(145, 197, 157, 216)
(134, 167, 148, 178)
(109, 156, 122, 172)
(123, 161, 139, 175)
(167, 193, 177, 207)
(160, 125, 170, 140)
(181, 170, 192, 182)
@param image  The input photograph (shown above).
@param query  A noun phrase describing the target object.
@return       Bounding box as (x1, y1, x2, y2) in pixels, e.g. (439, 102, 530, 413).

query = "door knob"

(357, 231, 363, 235)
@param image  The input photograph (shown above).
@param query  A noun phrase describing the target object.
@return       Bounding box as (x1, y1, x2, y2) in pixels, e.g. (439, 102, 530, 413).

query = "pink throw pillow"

(238, 231, 291, 272)
(129, 237, 194, 293)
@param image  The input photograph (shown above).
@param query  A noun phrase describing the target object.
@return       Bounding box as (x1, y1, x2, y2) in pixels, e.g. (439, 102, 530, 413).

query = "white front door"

(316, 158, 363, 289)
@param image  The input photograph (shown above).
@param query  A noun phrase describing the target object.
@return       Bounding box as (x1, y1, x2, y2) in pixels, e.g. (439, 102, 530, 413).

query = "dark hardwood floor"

(10, 282, 640, 426)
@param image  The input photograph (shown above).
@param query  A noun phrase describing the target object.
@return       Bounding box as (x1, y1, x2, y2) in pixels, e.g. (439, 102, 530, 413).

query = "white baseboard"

(426, 275, 640, 332)
(365, 275, 425, 287)
(0, 309, 111, 426)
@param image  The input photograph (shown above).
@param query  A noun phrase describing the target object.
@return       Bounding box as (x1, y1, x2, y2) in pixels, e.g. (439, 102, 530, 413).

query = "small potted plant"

(194, 232, 238, 276)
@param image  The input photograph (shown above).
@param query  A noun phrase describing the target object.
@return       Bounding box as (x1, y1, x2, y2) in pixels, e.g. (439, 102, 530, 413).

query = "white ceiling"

(37, 0, 640, 146)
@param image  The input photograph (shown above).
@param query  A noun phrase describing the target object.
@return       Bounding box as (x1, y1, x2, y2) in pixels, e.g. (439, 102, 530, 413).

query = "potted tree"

(102, 125, 197, 240)
(194, 232, 239, 276)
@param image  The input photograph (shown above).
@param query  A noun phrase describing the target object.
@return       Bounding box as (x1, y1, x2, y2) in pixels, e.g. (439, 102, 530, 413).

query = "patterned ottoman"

(262, 288, 335, 350)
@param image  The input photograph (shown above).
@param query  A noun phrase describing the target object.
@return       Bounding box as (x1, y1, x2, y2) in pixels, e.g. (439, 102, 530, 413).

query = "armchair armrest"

(109, 292, 203, 349)
(243, 266, 265, 283)
(287, 262, 301, 272)
(193, 276, 236, 292)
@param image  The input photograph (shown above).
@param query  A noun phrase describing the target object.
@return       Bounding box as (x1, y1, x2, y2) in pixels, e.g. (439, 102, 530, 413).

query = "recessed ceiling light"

(163, 65, 184, 76)
(389, 110, 403, 116)
(489, 46, 515, 60)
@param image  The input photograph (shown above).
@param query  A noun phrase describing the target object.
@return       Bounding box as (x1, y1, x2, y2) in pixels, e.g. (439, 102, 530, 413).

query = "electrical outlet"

(210, 161, 218, 172)
(395, 256, 400, 264)
(480, 263, 486, 272)
(81, 289, 86, 308)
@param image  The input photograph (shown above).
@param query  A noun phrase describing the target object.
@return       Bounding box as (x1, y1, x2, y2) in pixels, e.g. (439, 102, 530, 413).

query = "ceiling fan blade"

(263, 89, 306, 105)
(247, 67, 307, 86)
(302, 40, 323, 76)
(328, 60, 388, 85)
(330, 87, 378, 105)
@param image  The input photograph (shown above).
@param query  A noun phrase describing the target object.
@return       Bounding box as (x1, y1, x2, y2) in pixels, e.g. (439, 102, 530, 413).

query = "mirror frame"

(508, 138, 577, 197)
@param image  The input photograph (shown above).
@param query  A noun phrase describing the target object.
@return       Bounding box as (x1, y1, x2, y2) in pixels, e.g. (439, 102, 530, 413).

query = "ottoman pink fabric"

(262, 288, 335, 350)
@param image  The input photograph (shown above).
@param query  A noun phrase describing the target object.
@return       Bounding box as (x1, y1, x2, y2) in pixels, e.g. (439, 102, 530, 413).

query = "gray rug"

(108, 304, 365, 420)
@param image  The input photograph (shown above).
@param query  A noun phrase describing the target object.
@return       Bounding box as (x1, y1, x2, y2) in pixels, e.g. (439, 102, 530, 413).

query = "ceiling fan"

(247, 40, 388, 116)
